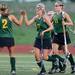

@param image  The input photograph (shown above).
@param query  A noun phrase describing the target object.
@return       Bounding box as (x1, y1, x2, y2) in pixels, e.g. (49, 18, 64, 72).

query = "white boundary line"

(0, 61, 36, 63)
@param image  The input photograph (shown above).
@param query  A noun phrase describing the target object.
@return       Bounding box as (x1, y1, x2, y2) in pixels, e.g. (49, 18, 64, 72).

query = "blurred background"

(0, 0, 75, 53)
(0, 0, 75, 75)
(0, 0, 75, 45)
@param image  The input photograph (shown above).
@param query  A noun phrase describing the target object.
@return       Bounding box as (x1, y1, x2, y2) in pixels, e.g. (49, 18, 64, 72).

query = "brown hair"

(0, 3, 8, 11)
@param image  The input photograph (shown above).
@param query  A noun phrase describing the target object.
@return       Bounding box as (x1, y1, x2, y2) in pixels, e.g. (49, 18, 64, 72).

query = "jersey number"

(36, 24, 40, 29)
(54, 19, 58, 23)
(2, 19, 8, 29)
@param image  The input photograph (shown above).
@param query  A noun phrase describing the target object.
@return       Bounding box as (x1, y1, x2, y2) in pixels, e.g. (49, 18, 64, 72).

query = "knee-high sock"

(47, 55, 56, 62)
(67, 54, 75, 66)
(52, 55, 65, 62)
(10, 57, 16, 71)
(47, 55, 59, 68)
(51, 55, 65, 70)
(37, 60, 46, 72)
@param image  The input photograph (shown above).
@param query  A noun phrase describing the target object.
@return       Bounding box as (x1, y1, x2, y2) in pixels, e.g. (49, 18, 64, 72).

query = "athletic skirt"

(52, 32, 71, 45)
(34, 38, 52, 50)
(0, 37, 15, 47)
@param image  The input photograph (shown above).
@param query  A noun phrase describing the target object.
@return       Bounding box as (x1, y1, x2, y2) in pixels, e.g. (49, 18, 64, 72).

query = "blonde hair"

(36, 3, 46, 14)
(55, 1, 64, 6)
(36, 3, 45, 10)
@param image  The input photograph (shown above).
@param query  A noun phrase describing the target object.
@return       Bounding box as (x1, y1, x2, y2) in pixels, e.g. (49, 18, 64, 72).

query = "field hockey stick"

(40, 34, 45, 68)
(62, 24, 68, 55)
(41, 36, 43, 57)
(62, 14, 70, 57)
(62, 20, 70, 67)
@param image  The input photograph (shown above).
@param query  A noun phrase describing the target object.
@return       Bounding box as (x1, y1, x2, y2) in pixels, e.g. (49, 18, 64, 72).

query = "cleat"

(38, 70, 46, 75)
(58, 60, 66, 73)
(71, 65, 75, 74)
(11, 70, 16, 75)
(60, 63, 66, 73)
(48, 58, 60, 74)
(48, 68, 60, 74)
(48, 68, 56, 74)
(38, 72, 46, 75)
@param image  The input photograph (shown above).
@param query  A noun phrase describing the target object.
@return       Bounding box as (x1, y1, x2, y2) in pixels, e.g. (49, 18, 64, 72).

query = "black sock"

(47, 55, 56, 62)
(52, 61, 54, 68)
(47, 56, 55, 69)
(53, 55, 65, 62)
(47, 55, 59, 69)
(67, 54, 75, 66)
(10, 57, 16, 71)
(51, 55, 66, 70)
(51, 59, 63, 70)
(59, 61, 64, 70)
(37, 60, 46, 72)
(51, 61, 56, 69)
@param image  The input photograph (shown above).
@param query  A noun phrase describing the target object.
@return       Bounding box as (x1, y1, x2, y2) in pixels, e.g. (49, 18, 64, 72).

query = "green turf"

(0, 54, 75, 75)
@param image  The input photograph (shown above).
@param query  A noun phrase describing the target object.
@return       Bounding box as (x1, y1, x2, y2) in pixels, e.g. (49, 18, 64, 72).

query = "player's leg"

(42, 38, 55, 62)
(48, 43, 59, 74)
(8, 46, 16, 75)
(0, 37, 16, 75)
(63, 32, 75, 73)
(34, 38, 46, 75)
(34, 47, 46, 75)
(44, 38, 59, 70)
(52, 43, 59, 55)
(42, 39, 59, 74)
(57, 45, 66, 73)
(48, 43, 66, 74)
(63, 44, 75, 73)
(6, 37, 16, 75)
(51, 33, 67, 73)
(43, 49, 60, 73)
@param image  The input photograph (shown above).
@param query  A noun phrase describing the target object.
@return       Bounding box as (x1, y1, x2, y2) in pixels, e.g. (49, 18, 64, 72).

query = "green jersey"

(0, 15, 13, 37)
(35, 17, 51, 39)
(52, 12, 66, 33)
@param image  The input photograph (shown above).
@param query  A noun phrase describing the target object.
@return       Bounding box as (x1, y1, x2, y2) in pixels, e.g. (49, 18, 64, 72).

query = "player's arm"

(43, 15, 53, 32)
(63, 12, 73, 26)
(24, 12, 38, 26)
(49, 15, 53, 23)
(9, 14, 23, 26)
(40, 15, 53, 37)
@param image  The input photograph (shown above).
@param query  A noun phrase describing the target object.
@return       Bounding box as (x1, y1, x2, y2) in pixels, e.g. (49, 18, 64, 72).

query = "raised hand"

(20, 10, 26, 16)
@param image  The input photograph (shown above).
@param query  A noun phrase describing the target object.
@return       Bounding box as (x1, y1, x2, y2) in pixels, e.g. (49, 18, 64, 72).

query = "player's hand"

(33, 15, 39, 20)
(40, 31, 45, 38)
(62, 21, 66, 26)
(20, 10, 26, 16)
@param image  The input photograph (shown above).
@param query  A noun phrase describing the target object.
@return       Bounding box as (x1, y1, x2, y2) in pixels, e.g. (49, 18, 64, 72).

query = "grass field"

(0, 54, 75, 75)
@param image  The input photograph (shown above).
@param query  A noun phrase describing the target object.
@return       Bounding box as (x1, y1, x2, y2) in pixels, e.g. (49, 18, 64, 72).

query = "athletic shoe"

(71, 64, 75, 74)
(48, 67, 56, 74)
(48, 67, 60, 74)
(59, 61, 66, 73)
(38, 72, 46, 75)
(11, 70, 16, 75)
(48, 58, 60, 74)
(38, 70, 46, 75)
